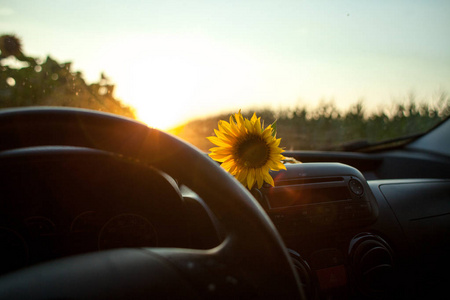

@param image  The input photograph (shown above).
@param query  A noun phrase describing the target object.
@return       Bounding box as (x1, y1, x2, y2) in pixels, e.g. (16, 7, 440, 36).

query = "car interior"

(0, 107, 449, 299)
(1, 0, 450, 298)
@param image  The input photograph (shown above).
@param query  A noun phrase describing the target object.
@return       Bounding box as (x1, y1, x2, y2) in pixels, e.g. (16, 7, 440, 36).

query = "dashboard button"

(316, 265, 347, 290)
(349, 179, 364, 196)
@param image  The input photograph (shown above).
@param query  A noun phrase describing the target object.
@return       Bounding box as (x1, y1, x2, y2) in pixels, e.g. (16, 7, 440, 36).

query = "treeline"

(0, 35, 135, 118)
(175, 96, 450, 152)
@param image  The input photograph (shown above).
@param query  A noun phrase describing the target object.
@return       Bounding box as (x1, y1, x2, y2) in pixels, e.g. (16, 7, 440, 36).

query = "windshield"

(1, 1, 449, 151)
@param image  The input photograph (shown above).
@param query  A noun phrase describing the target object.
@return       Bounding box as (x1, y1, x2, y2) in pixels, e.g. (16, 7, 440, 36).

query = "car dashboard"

(1, 142, 450, 299)
(266, 150, 450, 299)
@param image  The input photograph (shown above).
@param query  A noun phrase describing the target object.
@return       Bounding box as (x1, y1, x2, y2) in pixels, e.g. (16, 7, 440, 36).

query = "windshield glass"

(1, 1, 449, 151)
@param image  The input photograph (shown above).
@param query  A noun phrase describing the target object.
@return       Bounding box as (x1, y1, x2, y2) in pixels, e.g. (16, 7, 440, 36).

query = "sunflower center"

(235, 135, 270, 168)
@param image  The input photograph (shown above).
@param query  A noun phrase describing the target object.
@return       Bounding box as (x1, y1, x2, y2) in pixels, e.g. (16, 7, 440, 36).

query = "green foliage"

(177, 96, 450, 152)
(0, 36, 135, 119)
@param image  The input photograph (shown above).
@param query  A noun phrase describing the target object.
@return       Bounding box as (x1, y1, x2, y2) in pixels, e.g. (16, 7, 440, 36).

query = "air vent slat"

(360, 246, 393, 272)
(275, 176, 344, 187)
(349, 233, 395, 297)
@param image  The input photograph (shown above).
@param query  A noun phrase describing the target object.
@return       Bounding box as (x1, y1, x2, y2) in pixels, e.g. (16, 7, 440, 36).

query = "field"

(174, 96, 450, 152)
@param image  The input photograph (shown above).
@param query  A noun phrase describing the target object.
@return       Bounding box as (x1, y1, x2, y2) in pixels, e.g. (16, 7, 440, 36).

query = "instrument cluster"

(0, 211, 159, 275)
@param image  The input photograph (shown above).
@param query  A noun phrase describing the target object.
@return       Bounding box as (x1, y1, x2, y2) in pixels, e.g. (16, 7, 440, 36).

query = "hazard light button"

(315, 265, 347, 290)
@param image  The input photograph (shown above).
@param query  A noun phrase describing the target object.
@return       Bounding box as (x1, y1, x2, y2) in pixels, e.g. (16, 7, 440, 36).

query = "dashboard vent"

(274, 176, 344, 187)
(289, 249, 316, 300)
(349, 233, 395, 297)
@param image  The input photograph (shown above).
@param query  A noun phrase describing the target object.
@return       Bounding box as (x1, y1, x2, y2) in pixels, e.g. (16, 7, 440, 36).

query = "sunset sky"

(2, 0, 449, 129)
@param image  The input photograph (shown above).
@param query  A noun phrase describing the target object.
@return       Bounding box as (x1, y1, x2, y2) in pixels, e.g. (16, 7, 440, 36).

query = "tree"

(0, 34, 135, 119)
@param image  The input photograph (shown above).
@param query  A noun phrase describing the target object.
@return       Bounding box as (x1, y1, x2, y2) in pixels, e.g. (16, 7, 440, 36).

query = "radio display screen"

(267, 186, 351, 208)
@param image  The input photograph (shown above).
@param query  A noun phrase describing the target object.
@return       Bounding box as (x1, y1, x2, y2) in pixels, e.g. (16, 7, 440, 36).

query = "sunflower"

(208, 111, 286, 189)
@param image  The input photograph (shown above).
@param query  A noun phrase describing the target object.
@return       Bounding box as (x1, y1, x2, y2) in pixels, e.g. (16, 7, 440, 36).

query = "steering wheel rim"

(0, 107, 303, 299)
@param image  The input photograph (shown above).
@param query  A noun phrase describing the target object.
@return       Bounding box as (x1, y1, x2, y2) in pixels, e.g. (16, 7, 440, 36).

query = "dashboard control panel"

(258, 163, 378, 233)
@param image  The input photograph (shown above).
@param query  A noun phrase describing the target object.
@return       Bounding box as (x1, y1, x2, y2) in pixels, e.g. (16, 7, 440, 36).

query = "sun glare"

(134, 101, 187, 130)
(99, 34, 265, 130)
(115, 49, 200, 130)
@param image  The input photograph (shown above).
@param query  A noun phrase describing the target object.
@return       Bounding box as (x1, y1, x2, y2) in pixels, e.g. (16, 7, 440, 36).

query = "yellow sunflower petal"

(255, 117, 262, 135)
(270, 160, 286, 171)
(221, 159, 237, 172)
(214, 129, 232, 142)
(231, 121, 243, 136)
(256, 168, 264, 189)
(207, 136, 231, 147)
(269, 137, 282, 148)
(266, 159, 280, 170)
(263, 171, 275, 187)
(236, 169, 248, 185)
(228, 163, 238, 175)
(208, 152, 232, 162)
(209, 146, 233, 155)
(219, 120, 238, 137)
(244, 118, 254, 134)
(247, 168, 256, 189)
(262, 127, 273, 139)
(234, 111, 245, 128)
(269, 148, 284, 156)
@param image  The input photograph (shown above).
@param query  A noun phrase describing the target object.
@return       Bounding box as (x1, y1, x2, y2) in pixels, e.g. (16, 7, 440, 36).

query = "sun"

(98, 33, 263, 130)
(111, 50, 200, 130)
(105, 35, 212, 130)
(134, 101, 186, 130)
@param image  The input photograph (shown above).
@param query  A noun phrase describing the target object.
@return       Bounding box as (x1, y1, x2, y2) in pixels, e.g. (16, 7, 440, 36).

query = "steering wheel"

(0, 107, 303, 299)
